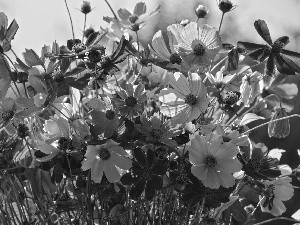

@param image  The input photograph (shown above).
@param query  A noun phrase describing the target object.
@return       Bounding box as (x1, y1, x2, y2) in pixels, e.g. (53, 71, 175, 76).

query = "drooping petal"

(130, 179, 146, 199)
(202, 169, 220, 189)
(180, 22, 198, 49)
(44, 120, 62, 136)
(150, 30, 170, 61)
(37, 142, 60, 155)
(91, 160, 104, 183)
(216, 171, 236, 188)
(110, 153, 132, 170)
(81, 157, 98, 171)
(85, 145, 100, 158)
(169, 72, 190, 95)
(103, 160, 121, 183)
(110, 145, 128, 156)
(215, 158, 242, 174)
(191, 164, 208, 181)
(133, 2, 146, 16)
(206, 133, 223, 156)
(118, 8, 132, 21)
(167, 23, 185, 53)
(254, 20, 273, 45)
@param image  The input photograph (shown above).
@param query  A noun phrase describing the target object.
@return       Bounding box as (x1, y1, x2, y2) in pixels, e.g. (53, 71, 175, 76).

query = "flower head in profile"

(268, 107, 290, 138)
(260, 177, 294, 216)
(136, 113, 180, 147)
(0, 98, 16, 130)
(189, 132, 242, 189)
(195, 4, 209, 19)
(217, 0, 236, 14)
(159, 72, 210, 125)
(238, 71, 263, 107)
(113, 83, 147, 118)
(149, 25, 190, 72)
(80, 1, 92, 14)
(215, 123, 249, 146)
(81, 140, 132, 183)
(0, 12, 19, 52)
(173, 22, 222, 67)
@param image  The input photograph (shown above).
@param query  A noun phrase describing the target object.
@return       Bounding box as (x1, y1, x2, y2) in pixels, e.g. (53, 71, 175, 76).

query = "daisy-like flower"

(215, 123, 249, 146)
(238, 71, 263, 107)
(159, 72, 210, 125)
(36, 117, 71, 162)
(173, 22, 222, 67)
(88, 96, 119, 138)
(149, 24, 189, 72)
(81, 140, 132, 183)
(113, 83, 147, 118)
(260, 177, 294, 216)
(189, 132, 242, 189)
(0, 98, 16, 130)
(136, 113, 180, 147)
(206, 66, 236, 91)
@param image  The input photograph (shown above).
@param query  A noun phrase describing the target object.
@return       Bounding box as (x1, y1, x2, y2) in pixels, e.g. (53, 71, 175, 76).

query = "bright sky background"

(1, 0, 300, 62)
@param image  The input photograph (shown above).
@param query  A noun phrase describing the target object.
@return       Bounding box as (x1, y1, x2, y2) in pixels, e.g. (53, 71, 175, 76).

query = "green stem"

(64, 0, 75, 40)
(253, 217, 300, 225)
(240, 114, 300, 136)
(104, 0, 119, 21)
(218, 12, 225, 33)
(82, 14, 87, 43)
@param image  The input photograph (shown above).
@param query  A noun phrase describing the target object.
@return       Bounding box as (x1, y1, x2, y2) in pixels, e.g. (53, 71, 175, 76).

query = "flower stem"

(64, 0, 75, 40)
(218, 12, 225, 33)
(253, 217, 300, 225)
(82, 14, 87, 43)
(240, 114, 300, 136)
(104, 0, 118, 21)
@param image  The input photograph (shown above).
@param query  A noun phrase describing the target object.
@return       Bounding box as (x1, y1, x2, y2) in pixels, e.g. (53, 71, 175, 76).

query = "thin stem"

(253, 217, 300, 225)
(240, 114, 300, 136)
(82, 14, 87, 43)
(64, 0, 75, 40)
(104, 0, 118, 21)
(10, 48, 18, 59)
(218, 12, 225, 33)
(136, 31, 140, 57)
(210, 56, 228, 73)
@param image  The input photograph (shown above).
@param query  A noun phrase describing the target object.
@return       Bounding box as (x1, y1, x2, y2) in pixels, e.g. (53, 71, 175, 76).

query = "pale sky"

(1, 0, 300, 60)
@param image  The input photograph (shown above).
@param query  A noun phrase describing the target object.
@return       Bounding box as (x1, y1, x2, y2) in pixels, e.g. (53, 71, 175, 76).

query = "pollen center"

(125, 96, 138, 107)
(150, 129, 163, 139)
(58, 137, 69, 150)
(99, 148, 110, 160)
(204, 155, 217, 168)
(1, 110, 14, 121)
(105, 110, 115, 120)
(247, 158, 261, 171)
(140, 167, 151, 180)
(272, 40, 284, 53)
(193, 43, 206, 56)
(185, 94, 198, 105)
(169, 53, 182, 64)
(129, 14, 139, 23)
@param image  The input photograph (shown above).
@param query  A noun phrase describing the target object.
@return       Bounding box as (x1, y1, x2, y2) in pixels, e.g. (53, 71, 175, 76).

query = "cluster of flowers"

(0, 0, 300, 224)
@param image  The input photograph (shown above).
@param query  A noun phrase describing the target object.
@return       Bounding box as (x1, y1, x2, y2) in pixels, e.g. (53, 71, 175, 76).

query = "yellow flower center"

(193, 43, 206, 56)
(105, 110, 115, 120)
(204, 155, 217, 168)
(1, 110, 14, 121)
(99, 148, 110, 160)
(185, 94, 198, 105)
(125, 96, 137, 107)
(169, 53, 182, 64)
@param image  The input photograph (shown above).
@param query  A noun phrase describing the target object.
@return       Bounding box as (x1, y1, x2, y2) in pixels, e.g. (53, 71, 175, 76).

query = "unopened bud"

(84, 27, 95, 38)
(195, 4, 209, 18)
(268, 107, 290, 138)
(218, 0, 235, 14)
(129, 14, 139, 24)
(180, 19, 190, 26)
(81, 1, 92, 14)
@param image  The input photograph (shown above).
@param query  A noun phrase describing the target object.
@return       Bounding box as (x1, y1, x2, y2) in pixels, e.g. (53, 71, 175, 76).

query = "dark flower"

(121, 147, 166, 200)
(0, 98, 16, 129)
(217, 0, 236, 14)
(195, 4, 209, 19)
(238, 20, 300, 75)
(237, 147, 281, 180)
(80, 1, 92, 14)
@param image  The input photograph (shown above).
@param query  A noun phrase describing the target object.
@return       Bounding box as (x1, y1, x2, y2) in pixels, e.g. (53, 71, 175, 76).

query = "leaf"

(0, 54, 10, 78)
(254, 19, 273, 45)
(85, 31, 100, 47)
(29, 75, 48, 94)
(240, 113, 265, 125)
(64, 77, 89, 90)
(0, 77, 11, 101)
(214, 196, 239, 220)
(272, 83, 298, 100)
(22, 49, 44, 67)
(85, 97, 106, 111)
(230, 200, 248, 223)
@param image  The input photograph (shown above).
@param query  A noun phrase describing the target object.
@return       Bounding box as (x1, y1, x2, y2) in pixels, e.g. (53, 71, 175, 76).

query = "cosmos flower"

(238, 71, 263, 107)
(81, 140, 132, 183)
(159, 72, 210, 125)
(173, 22, 222, 67)
(260, 177, 294, 216)
(0, 98, 16, 130)
(149, 24, 189, 72)
(189, 132, 242, 189)
(135, 113, 180, 147)
(113, 83, 147, 118)
(238, 20, 300, 75)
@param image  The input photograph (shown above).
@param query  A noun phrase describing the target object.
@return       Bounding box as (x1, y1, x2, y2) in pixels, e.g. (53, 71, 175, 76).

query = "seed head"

(81, 1, 92, 14)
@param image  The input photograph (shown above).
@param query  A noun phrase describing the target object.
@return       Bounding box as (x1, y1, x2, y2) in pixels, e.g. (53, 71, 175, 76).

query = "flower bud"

(218, 0, 235, 13)
(88, 49, 103, 63)
(195, 4, 209, 18)
(67, 39, 81, 51)
(180, 19, 190, 26)
(268, 107, 290, 138)
(81, 1, 92, 14)
(84, 26, 95, 38)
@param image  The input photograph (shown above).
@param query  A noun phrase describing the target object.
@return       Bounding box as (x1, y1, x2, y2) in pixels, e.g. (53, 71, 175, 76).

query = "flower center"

(185, 94, 198, 105)
(99, 148, 110, 160)
(129, 14, 139, 23)
(53, 71, 64, 82)
(1, 110, 14, 121)
(105, 110, 115, 120)
(140, 167, 151, 180)
(247, 158, 261, 172)
(150, 129, 163, 139)
(72, 43, 86, 53)
(222, 135, 231, 142)
(169, 53, 182, 64)
(17, 124, 29, 138)
(58, 137, 69, 150)
(204, 155, 217, 168)
(101, 56, 111, 68)
(272, 40, 284, 53)
(193, 43, 206, 56)
(125, 96, 137, 107)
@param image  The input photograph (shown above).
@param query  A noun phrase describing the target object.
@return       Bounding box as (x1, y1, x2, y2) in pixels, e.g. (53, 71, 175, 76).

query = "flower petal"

(169, 72, 190, 95)
(110, 153, 132, 170)
(103, 160, 121, 183)
(191, 164, 208, 181)
(91, 159, 104, 183)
